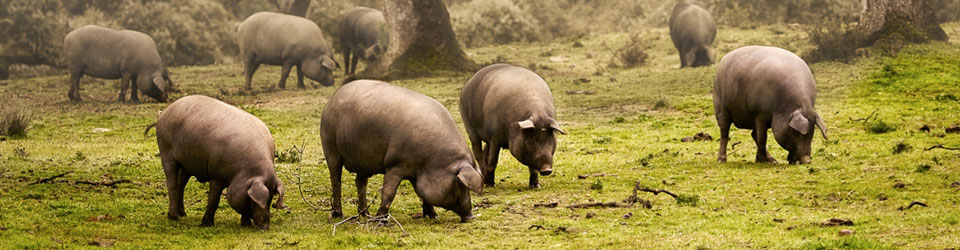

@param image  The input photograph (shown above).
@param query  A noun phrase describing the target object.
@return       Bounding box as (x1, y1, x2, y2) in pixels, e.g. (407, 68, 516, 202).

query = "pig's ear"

(321, 56, 338, 70)
(272, 178, 287, 210)
(548, 118, 567, 135)
(789, 111, 810, 135)
(815, 113, 828, 140)
(247, 180, 271, 209)
(457, 165, 483, 195)
(153, 75, 165, 91)
(518, 119, 535, 130)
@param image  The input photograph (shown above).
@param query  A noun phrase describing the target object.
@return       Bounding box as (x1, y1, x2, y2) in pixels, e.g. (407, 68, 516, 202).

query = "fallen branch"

(898, 201, 928, 211)
(577, 172, 616, 179)
(636, 187, 679, 199)
(925, 144, 960, 151)
(388, 214, 409, 237)
(533, 202, 558, 208)
(849, 109, 878, 123)
(71, 180, 131, 187)
(565, 201, 631, 209)
(528, 224, 545, 230)
(29, 171, 73, 185)
(331, 215, 359, 236)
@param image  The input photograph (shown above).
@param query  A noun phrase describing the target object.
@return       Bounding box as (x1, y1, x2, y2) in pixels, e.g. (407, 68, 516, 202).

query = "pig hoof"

(413, 212, 437, 219)
(199, 221, 213, 227)
(167, 214, 180, 221)
(528, 184, 541, 189)
(717, 156, 727, 163)
(330, 211, 344, 219)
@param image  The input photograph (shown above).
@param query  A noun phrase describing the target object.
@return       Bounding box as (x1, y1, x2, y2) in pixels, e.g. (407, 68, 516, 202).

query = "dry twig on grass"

(849, 109, 878, 123)
(925, 144, 960, 151)
(898, 201, 928, 211)
(29, 171, 73, 185)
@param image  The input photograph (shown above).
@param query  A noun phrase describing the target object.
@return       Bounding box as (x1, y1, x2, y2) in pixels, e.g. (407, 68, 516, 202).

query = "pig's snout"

(459, 211, 476, 223)
(539, 164, 553, 176)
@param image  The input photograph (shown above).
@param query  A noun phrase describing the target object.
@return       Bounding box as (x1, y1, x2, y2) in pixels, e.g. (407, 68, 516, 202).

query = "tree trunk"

(857, 0, 948, 46)
(354, 0, 476, 80)
(274, 0, 310, 17)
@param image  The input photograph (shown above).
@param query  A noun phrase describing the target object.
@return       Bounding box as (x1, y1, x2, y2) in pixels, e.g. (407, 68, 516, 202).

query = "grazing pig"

(337, 7, 388, 75)
(238, 12, 338, 90)
(669, 1, 716, 68)
(459, 64, 566, 189)
(321, 80, 483, 222)
(155, 95, 286, 230)
(714, 46, 828, 164)
(64, 25, 171, 102)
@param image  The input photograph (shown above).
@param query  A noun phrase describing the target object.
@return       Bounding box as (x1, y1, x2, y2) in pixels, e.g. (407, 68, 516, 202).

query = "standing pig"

(669, 1, 716, 68)
(64, 25, 171, 102)
(321, 80, 483, 222)
(460, 64, 566, 189)
(155, 95, 286, 230)
(238, 12, 338, 90)
(337, 7, 388, 75)
(714, 46, 828, 164)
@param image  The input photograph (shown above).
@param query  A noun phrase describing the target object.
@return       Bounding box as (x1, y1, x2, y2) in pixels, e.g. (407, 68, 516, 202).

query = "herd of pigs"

(57, 2, 828, 230)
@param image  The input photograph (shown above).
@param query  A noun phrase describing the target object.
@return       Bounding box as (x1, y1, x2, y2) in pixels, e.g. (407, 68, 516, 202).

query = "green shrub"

(450, 0, 540, 48)
(804, 17, 861, 63)
(0, 106, 32, 137)
(610, 33, 649, 69)
(866, 120, 896, 134)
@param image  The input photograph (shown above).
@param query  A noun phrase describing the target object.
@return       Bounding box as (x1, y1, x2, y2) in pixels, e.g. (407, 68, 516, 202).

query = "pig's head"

(415, 161, 483, 222)
(508, 116, 567, 176)
(302, 54, 339, 87)
(773, 110, 828, 164)
(227, 177, 285, 230)
(138, 71, 168, 102)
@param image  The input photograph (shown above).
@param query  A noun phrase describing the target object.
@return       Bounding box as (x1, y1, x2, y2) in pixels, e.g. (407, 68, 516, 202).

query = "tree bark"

(273, 0, 310, 17)
(354, 0, 476, 80)
(857, 0, 948, 45)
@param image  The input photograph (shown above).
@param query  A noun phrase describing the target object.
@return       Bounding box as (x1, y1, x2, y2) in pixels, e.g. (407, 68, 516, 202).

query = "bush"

(115, 0, 239, 66)
(0, 0, 69, 73)
(0, 106, 32, 137)
(803, 17, 861, 62)
(610, 33, 649, 68)
(450, 0, 540, 48)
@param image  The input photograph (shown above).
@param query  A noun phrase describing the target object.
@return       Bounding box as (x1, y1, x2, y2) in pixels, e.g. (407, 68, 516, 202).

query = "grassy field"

(2, 22, 960, 249)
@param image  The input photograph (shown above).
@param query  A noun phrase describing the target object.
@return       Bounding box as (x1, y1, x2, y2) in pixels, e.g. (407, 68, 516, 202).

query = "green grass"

(2, 23, 960, 248)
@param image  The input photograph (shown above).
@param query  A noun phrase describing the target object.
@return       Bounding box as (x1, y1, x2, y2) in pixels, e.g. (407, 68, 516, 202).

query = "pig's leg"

(174, 169, 189, 217)
(409, 179, 437, 219)
(129, 76, 139, 103)
(467, 133, 484, 169)
(528, 168, 540, 189)
(200, 180, 226, 227)
(278, 63, 292, 90)
(162, 158, 183, 220)
(349, 53, 359, 75)
(716, 110, 731, 163)
(355, 174, 371, 217)
(118, 73, 132, 102)
(327, 155, 344, 219)
(243, 57, 260, 90)
(295, 64, 306, 89)
(69, 72, 83, 101)
(752, 119, 777, 164)
(375, 171, 403, 218)
(342, 50, 352, 75)
(482, 143, 500, 187)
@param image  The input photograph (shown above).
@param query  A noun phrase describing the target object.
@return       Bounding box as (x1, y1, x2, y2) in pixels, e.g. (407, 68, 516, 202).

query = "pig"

(669, 1, 716, 68)
(459, 64, 566, 189)
(714, 46, 828, 164)
(337, 7, 388, 75)
(321, 80, 483, 222)
(64, 25, 172, 102)
(154, 95, 286, 230)
(238, 12, 338, 90)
